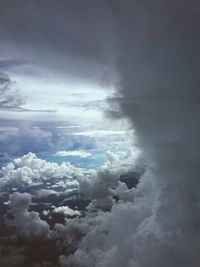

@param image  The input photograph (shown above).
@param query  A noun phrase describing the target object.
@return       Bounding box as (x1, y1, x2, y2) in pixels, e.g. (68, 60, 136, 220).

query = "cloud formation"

(55, 150, 92, 158)
(0, 1, 199, 267)
(0, 72, 56, 113)
(0, 72, 26, 111)
(0, 152, 90, 189)
(52, 205, 80, 217)
(59, 1, 200, 267)
(7, 192, 50, 239)
(0, 1, 115, 83)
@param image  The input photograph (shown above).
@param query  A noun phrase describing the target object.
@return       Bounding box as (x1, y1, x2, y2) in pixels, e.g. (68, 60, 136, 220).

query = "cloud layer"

(0, 1, 199, 267)
(59, 1, 200, 266)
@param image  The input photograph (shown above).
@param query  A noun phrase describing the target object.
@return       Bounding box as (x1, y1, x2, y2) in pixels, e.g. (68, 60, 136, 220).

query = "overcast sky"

(0, 0, 134, 167)
(0, 1, 199, 267)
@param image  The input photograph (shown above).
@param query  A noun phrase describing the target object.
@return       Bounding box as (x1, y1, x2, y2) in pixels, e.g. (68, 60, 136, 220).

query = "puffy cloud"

(52, 206, 80, 217)
(59, 202, 138, 267)
(7, 192, 50, 240)
(78, 169, 134, 212)
(0, 152, 91, 188)
(0, 120, 102, 166)
(55, 150, 92, 158)
(54, 220, 89, 257)
(103, 149, 141, 173)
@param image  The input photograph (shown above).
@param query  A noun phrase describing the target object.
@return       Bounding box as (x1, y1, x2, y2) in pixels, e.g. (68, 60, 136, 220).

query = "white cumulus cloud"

(0, 152, 92, 188)
(52, 205, 80, 217)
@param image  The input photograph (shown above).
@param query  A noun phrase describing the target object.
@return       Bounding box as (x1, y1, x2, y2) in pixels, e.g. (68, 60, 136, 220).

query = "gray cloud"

(0, 59, 27, 70)
(0, 123, 53, 157)
(59, 1, 200, 267)
(79, 170, 119, 212)
(0, 119, 99, 165)
(7, 192, 50, 240)
(0, 1, 116, 83)
(0, 72, 26, 111)
(0, 72, 56, 113)
(0, 1, 199, 267)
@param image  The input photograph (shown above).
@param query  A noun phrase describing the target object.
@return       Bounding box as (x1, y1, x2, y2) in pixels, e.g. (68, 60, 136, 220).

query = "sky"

(0, 1, 199, 267)
(0, 0, 135, 169)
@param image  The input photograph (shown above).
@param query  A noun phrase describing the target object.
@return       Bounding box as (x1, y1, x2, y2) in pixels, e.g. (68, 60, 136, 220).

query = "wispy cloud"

(54, 150, 92, 158)
(0, 72, 56, 113)
(73, 130, 125, 137)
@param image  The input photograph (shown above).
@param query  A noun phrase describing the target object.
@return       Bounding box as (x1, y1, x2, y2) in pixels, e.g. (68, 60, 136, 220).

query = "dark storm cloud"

(0, 1, 106, 58)
(0, 1, 199, 267)
(0, 0, 116, 82)
(59, 1, 200, 267)
(0, 59, 27, 70)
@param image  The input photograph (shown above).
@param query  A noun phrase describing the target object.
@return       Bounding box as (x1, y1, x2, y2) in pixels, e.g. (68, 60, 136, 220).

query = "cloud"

(0, 245, 27, 267)
(103, 149, 141, 172)
(35, 188, 58, 197)
(54, 150, 92, 158)
(52, 205, 80, 217)
(0, 72, 56, 113)
(78, 169, 120, 212)
(73, 130, 125, 137)
(0, 124, 53, 161)
(1, 152, 139, 266)
(0, 58, 27, 70)
(0, 120, 100, 164)
(0, 72, 26, 111)
(105, 150, 119, 163)
(0, 1, 116, 84)
(0, 1, 198, 267)
(58, 1, 200, 267)
(61, 99, 110, 112)
(7, 192, 50, 240)
(0, 152, 91, 188)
